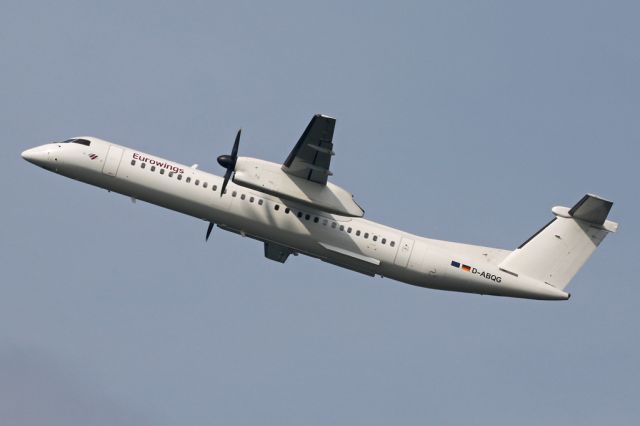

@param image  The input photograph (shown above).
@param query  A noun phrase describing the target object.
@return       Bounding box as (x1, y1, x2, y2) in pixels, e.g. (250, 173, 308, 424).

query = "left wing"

(281, 114, 336, 185)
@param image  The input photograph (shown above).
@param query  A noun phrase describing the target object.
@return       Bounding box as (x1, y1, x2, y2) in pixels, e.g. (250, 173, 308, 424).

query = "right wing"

(281, 114, 336, 185)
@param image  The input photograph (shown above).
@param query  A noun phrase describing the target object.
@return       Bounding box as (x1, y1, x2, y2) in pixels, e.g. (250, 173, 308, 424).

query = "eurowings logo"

(133, 152, 184, 174)
(89, 153, 98, 160)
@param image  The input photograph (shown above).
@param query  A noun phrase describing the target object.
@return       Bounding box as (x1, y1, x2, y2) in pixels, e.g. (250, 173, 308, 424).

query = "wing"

(282, 114, 336, 185)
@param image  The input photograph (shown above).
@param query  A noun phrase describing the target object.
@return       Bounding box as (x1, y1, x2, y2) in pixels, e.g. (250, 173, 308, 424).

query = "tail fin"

(498, 194, 618, 291)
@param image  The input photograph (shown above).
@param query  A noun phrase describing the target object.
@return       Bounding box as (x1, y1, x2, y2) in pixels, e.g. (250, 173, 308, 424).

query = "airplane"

(21, 114, 618, 300)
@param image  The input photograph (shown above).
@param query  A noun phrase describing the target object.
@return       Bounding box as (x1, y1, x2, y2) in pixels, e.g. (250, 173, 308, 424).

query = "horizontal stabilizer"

(568, 194, 613, 225)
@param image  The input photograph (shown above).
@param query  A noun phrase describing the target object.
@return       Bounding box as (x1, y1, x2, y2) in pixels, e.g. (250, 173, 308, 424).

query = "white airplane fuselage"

(21, 138, 592, 301)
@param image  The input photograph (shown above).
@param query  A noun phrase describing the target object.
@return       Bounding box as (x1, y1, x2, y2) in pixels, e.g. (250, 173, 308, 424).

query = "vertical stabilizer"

(498, 194, 618, 290)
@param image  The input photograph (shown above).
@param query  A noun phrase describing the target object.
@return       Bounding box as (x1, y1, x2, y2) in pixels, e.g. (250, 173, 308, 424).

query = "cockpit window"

(60, 138, 91, 146)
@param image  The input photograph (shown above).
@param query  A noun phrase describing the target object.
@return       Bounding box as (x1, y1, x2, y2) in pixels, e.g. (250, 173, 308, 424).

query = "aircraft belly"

(62, 167, 563, 299)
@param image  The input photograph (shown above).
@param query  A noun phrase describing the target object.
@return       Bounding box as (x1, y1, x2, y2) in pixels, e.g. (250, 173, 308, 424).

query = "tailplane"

(498, 194, 618, 291)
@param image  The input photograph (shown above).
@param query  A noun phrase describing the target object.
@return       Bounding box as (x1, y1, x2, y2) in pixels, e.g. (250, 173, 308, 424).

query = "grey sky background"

(1, 1, 638, 424)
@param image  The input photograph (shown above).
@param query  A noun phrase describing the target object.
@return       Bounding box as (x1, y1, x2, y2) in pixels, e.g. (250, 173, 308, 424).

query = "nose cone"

(21, 144, 60, 169)
(21, 147, 45, 165)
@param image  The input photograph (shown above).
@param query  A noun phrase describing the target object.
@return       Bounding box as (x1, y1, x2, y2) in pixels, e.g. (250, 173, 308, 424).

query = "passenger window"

(323, 219, 328, 226)
(195, 179, 200, 186)
(232, 191, 237, 197)
(177, 174, 182, 180)
(356, 230, 361, 236)
(131, 159, 136, 166)
(212, 185, 217, 191)
(314, 217, 319, 223)
(297, 212, 303, 218)
(274, 204, 280, 211)
(150, 166, 156, 172)
(305, 214, 310, 220)
(169, 172, 174, 177)
(364, 233, 369, 239)
(258, 199, 263, 205)
(141, 163, 146, 169)
(347, 227, 352, 233)
(381, 238, 386, 244)
(240, 194, 245, 200)
(249, 196, 254, 203)
(339, 225, 344, 231)
(331, 222, 337, 229)
(284, 208, 290, 214)
(390, 241, 395, 247)
(160, 168, 165, 175)
(203, 182, 208, 188)
(373, 235, 378, 242)
(186, 177, 191, 183)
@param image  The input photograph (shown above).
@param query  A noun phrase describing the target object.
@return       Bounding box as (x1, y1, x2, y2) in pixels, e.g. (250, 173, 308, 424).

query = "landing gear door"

(102, 145, 124, 177)
(393, 237, 414, 267)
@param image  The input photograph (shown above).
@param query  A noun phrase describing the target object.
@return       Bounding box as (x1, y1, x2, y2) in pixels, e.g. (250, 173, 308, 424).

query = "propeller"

(217, 129, 241, 197)
(206, 128, 241, 241)
(206, 221, 214, 241)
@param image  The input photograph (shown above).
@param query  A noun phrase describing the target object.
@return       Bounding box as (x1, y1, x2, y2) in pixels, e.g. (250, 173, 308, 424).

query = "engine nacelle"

(233, 157, 364, 217)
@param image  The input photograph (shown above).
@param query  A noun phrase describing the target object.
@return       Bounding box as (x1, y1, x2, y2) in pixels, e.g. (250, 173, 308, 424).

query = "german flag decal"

(451, 260, 503, 283)
(450, 260, 471, 272)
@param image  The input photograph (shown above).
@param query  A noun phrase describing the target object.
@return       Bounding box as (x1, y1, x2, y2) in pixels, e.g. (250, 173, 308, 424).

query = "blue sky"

(2, 1, 638, 424)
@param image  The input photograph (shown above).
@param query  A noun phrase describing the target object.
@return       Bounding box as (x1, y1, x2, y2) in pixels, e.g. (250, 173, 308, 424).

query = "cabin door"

(102, 145, 124, 176)
(393, 237, 414, 267)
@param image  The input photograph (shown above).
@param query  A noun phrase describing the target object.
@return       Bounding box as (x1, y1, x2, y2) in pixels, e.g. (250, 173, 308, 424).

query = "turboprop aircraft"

(21, 114, 618, 300)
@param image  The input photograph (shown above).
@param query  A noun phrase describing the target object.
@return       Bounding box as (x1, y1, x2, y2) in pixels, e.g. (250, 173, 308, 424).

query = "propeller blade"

(220, 168, 232, 197)
(218, 128, 241, 198)
(206, 222, 214, 241)
(231, 129, 241, 157)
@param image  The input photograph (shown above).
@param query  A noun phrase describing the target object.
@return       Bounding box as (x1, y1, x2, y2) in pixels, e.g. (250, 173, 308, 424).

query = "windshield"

(60, 138, 91, 146)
